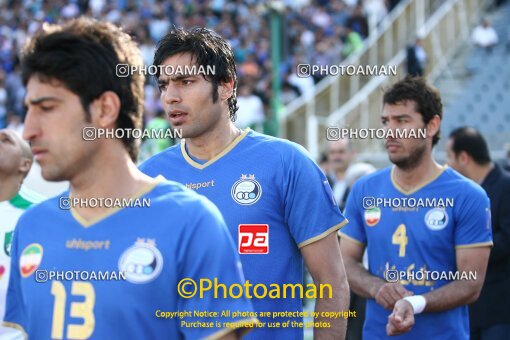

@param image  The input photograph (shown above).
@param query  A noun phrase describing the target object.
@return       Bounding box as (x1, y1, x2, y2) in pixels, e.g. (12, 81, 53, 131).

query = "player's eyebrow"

(169, 74, 197, 81)
(24, 96, 63, 106)
(382, 113, 412, 120)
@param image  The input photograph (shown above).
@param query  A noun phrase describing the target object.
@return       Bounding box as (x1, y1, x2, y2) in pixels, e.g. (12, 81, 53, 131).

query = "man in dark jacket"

(446, 127, 510, 340)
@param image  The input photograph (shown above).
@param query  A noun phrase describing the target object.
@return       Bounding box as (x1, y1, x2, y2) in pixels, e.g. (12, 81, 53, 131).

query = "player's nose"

(22, 109, 41, 142)
(162, 84, 182, 105)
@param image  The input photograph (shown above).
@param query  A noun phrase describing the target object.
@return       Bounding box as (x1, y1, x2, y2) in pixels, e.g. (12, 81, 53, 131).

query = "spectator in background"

(343, 27, 364, 59)
(407, 37, 427, 76)
(288, 60, 315, 97)
(0, 72, 6, 128)
(5, 114, 23, 136)
(5, 63, 25, 119)
(234, 81, 265, 131)
(318, 152, 334, 186)
(139, 109, 174, 162)
(446, 127, 510, 340)
(346, 4, 370, 38)
(327, 138, 356, 211)
(503, 143, 510, 172)
(364, 0, 388, 31)
(281, 81, 301, 105)
(472, 19, 499, 53)
(0, 0, 391, 137)
(343, 162, 376, 340)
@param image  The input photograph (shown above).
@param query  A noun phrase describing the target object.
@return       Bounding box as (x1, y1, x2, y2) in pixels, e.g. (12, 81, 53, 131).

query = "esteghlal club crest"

(231, 174, 262, 205)
(118, 238, 163, 284)
(424, 208, 449, 231)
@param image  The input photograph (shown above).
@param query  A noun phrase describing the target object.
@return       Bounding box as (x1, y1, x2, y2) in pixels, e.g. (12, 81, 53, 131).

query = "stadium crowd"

(0, 0, 399, 140)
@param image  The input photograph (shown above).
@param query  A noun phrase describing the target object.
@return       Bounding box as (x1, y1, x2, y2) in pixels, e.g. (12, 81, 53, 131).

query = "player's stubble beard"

(388, 140, 427, 172)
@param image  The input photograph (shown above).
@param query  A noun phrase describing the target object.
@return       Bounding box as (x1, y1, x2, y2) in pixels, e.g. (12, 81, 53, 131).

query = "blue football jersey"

(3, 178, 255, 339)
(340, 166, 493, 340)
(140, 129, 347, 339)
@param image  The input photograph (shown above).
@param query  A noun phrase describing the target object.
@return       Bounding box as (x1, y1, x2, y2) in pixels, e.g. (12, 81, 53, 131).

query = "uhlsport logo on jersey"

(424, 208, 449, 231)
(364, 207, 381, 227)
(118, 238, 163, 284)
(231, 174, 262, 205)
(238, 224, 269, 254)
(20, 243, 43, 277)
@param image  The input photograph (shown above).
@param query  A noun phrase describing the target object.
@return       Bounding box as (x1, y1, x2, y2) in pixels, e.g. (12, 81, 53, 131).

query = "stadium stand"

(438, 1, 510, 152)
(0, 0, 394, 137)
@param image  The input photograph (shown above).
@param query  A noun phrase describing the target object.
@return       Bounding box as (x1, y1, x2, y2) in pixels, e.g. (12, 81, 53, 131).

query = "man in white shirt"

(0, 129, 43, 325)
(472, 19, 499, 52)
(327, 138, 356, 210)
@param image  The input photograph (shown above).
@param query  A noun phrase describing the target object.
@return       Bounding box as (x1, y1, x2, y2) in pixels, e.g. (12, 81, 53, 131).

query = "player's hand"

(374, 283, 413, 310)
(386, 299, 415, 336)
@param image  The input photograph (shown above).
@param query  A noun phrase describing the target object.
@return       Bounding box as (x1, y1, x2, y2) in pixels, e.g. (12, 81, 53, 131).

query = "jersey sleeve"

(282, 144, 348, 248)
(177, 197, 257, 339)
(338, 180, 367, 245)
(454, 185, 493, 248)
(2, 225, 28, 338)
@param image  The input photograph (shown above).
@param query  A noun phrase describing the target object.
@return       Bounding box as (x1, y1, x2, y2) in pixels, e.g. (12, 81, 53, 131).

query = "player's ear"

(426, 114, 441, 141)
(90, 91, 121, 128)
(219, 79, 234, 101)
(18, 157, 32, 177)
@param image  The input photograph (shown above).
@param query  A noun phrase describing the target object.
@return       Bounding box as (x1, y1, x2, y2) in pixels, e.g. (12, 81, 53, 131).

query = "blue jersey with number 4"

(140, 129, 347, 340)
(340, 166, 492, 340)
(3, 178, 255, 339)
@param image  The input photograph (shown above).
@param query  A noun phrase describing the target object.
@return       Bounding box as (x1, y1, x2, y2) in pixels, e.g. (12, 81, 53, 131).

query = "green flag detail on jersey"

(4, 231, 13, 256)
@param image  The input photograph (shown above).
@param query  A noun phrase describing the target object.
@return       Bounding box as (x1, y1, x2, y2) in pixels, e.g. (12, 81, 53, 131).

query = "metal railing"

(280, 0, 490, 158)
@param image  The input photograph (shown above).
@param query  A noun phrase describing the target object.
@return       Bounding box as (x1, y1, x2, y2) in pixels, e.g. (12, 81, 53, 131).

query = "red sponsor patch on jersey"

(238, 224, 269, 254)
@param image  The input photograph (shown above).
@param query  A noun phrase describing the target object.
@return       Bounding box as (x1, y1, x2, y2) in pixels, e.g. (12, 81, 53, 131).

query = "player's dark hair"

(383, 76, 443, 146)
(153, 27, 238, 121)
(21, 17, 145, 162)
(449, 127, 491, 165)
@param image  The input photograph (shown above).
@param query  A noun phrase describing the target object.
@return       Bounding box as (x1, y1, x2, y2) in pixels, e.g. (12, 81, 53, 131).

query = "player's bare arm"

(387, 246, 490, 335)
(340, 237, 413, 309)
(302, 232, 349, 339)
(423, 247, 490, 311)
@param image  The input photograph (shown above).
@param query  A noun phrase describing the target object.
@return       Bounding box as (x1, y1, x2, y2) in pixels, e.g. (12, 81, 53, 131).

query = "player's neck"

(68, 147, 156, 220)
(393, 154, 443, 192)
(0, 173, 22, 201)
(185, 122, 241, 161)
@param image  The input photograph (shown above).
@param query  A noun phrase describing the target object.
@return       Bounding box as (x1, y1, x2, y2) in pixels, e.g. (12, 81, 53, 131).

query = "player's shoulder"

(245, 129, 313, 161)
(149, 179, 221, 216)
(139, 143, 181, 172)
(350, 166, 391, 191)
(15, 192, 65, 233)
(441, 166, 487, 196)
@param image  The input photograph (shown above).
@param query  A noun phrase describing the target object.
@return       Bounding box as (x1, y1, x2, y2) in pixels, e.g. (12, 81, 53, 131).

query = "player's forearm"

(313, 279, 349, 339)
(422, 280, 482, 312)
(343, 256, 385, 299)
